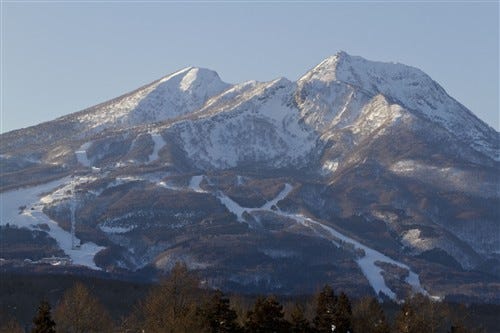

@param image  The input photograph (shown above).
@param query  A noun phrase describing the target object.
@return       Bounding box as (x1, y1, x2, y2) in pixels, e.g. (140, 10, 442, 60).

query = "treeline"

(1, 263, 488, 332)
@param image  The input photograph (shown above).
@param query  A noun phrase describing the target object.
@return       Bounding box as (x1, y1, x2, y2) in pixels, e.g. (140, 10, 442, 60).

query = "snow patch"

(236, 175, 245, 186)
(322, 160, 339, 174)
(1, 179, 104, 269)
(216, 183, 292, 223)
(75, 142, 92, 167)
(261, 183, 293, 210)
(99, 225, 136, 234)
(401, 229, 435, 252)
(148, 133, 166, 162)
(216, 192, 247, 222)
(188, 175, 206, 193)
(390, 159, 497, 198)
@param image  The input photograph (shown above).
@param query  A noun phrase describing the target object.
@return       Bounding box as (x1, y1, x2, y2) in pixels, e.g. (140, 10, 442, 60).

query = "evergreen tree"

(289, 302, 312, 333)
(200, 289, 241, 333)
(245, 295, 289, 333)
(334, 292, 352, 333)
(352, 297, 389, 333)
(31, 300, 56, 333)
(313, 285, 337, 333)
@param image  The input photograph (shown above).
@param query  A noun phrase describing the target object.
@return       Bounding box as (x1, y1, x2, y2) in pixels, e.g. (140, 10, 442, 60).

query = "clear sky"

(1, 1, 499, 133)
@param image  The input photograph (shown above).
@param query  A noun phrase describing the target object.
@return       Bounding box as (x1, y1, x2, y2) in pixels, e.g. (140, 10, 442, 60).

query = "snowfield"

(0, 178, 104, 269)
(75, 142, 92, 167)
(148, 132, 166, 162)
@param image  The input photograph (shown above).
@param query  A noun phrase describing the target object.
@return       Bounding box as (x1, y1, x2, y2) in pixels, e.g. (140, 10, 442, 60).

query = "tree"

(54, 282, 113, 333)
(352, 296, 389, 333)
(448, 325, 474, 333)
(313, 285, 337, 333)
(31, 300, 56, 333)
(245, 295, 290, 333)
(140, 262, 204, 333)
(394, 294, 446, 333)
(200, 289, 241, 333)
(0, 318, 24, 333)
(334, 292, 352, 333)
(289, 302, 312, 333)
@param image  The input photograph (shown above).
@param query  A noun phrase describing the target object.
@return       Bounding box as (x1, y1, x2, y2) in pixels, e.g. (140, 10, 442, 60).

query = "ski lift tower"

(70, 189, 84, 250)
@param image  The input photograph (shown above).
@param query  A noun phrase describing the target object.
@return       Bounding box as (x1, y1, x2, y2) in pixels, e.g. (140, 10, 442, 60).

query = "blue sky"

(1, 1, 499, 132)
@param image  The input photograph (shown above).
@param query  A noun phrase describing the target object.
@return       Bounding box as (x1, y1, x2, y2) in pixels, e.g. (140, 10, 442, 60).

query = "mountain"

(1, 52, 499, 302)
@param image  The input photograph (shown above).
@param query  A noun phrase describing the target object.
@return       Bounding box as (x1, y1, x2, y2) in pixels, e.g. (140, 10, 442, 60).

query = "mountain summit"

(1, 53, 499, 302)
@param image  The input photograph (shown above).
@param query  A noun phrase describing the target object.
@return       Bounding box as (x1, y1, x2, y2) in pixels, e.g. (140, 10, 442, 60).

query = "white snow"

(157, 181, 181, 191)
(188, 175, 206, 193)
(287, 213, 427, 300)
(99, 225, 136, 234)
(299, 51, 498, 161)
(39, 175, 98, 205)
(178, 78, 316, 169)
(148, 132, 166, 162)
(0, 179, 104, 269)
(75, 142, 92, 167)
(215, 182, 428, 300)
(236, 175, 245, 185)
(390, 159, 497, 198)
(216, 192, 247, 222)
(216, 183, 292, 223)
(322, 160, 339, 174)
(401, 229, 435, 252)
(261, 183, 293, 210)
(76, 67, 231, 134)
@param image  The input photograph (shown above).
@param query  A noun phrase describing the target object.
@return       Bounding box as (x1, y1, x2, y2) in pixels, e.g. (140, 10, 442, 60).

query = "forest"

(1, 262, 498, 333)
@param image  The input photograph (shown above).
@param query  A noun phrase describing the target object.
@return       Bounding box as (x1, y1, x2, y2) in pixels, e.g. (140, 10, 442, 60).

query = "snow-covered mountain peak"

(300, 51, 431, 95)
(157, 66, 194, 83)
(71, 66, 231, 133)
(296, 53, 498, 160)
(178, 67, 228, 94)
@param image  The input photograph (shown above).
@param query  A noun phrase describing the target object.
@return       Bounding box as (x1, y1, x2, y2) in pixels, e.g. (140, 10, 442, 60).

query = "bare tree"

(54, 282, 113, 333)
(139, 262, 204, 333)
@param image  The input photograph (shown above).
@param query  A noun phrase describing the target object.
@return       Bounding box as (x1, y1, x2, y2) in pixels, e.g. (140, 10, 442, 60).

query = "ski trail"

(148, 133, 166, 162)
(75, 142, 92, 167)
(215, 182, 428, 300)
(1, 178, 104, 269)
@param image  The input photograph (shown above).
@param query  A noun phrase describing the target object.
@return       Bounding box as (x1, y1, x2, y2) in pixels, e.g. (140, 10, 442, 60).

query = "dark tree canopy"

(313, 285, 337, 333)
(334, 292, 352, 333)
(352, 296, 390, 333)
(31, 300, 55, 333)
(245, 295, 289, 333)
(394, 293, 447, 333)
(200, 289, 241, 333)
(289, 302, 313, 333)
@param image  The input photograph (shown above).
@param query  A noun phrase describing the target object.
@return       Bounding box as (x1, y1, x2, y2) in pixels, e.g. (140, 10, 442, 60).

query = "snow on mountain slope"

(171, 78, 318, 169)
(0, 177, 104, 269)
(75, 142, 92, 167)
(299, 51, 498, 160)
(1, 53, 498, 299)
(75, 67, 231, 133)
(148, 133, 166, 163)
(215, 183, 428, 300)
